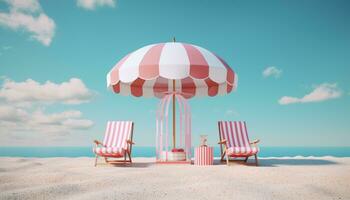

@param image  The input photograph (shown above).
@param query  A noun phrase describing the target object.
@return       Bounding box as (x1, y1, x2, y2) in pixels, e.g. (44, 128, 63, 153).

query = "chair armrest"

(127, 140, 135, 145)
(93, 140, 103, 146)
(250, 139, 260, 145)
(218, 139, 227, 145)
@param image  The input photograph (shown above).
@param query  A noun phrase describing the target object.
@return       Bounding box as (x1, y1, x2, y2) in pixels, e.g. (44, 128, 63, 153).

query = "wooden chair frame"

(94, 123, 134, 166)
(218, 122, 260, 166)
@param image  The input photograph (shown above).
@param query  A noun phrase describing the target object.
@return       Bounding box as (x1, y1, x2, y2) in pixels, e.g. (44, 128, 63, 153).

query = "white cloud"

(225, 109, 239, 116)
(5, 0, 41, 13)
(279, 83, 342, 105)
(77, 0, 115, 10)
(263, 66, 282, 78)
(0, 105, 28, 122)
(0, 78, 94, 105)
(0, 77, 94, 138)
(0, 107, 94, 134)
(0, 0, 55, 46)
(2, 45, 12, 50)
(62, 119, 94, 129)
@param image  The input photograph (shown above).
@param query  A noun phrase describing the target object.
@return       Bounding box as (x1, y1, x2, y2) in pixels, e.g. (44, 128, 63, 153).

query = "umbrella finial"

(172, 37, 176, 42)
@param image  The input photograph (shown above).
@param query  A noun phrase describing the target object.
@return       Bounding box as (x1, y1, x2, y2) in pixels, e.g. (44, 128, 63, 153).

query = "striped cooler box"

(194, 146, 214, 166)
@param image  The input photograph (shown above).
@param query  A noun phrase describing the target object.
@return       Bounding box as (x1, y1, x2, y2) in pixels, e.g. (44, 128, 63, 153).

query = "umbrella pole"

(172, 79, 176, 149)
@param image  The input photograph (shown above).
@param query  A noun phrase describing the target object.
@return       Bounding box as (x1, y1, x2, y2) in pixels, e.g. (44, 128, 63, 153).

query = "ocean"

(0, 146, 350, 157)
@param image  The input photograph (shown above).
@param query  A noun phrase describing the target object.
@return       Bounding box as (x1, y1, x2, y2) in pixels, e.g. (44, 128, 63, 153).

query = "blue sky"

(0, 0, 349, 147)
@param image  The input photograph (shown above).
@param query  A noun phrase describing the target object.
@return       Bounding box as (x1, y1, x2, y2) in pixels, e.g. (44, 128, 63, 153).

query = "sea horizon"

(1, 146, 350, 158)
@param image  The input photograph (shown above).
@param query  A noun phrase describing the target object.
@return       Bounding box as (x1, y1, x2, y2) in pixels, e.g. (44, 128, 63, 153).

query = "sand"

(0, 157, 349, 200)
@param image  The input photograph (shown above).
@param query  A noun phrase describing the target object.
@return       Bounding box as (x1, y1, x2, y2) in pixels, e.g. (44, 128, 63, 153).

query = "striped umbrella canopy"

(107, 41, 238, 98)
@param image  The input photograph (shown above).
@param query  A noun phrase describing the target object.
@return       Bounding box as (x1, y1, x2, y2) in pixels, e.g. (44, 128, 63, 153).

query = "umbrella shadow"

(213, 158, 338, 167)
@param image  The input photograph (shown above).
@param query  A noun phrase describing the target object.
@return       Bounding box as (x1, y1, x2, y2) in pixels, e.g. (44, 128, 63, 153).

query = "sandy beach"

(0, 157, 349, 200)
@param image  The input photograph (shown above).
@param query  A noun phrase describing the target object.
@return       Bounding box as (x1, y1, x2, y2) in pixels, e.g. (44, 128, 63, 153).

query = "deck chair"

(93, 121, 134, 166)
(218, 121, 260, 166)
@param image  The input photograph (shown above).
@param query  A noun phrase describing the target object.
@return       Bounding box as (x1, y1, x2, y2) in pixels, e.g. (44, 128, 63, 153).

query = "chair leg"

(244, 157, 249, 162)
(226, 151, 229, 166)
(221, 151, 227, 162)
(254, 154, 259, 166)
(128, 151, 132, 163)
(94, 155, 98, 167)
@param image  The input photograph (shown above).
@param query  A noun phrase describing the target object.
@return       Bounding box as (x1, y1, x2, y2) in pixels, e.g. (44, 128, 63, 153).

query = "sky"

(0, 0, 349, 147)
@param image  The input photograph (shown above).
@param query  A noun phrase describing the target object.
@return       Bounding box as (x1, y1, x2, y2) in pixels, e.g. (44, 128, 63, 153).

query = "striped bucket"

(194, 146, 213, 166)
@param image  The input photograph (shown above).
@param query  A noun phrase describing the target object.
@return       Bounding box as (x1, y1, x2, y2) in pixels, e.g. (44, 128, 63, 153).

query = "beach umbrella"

(107, 39, 237, 163)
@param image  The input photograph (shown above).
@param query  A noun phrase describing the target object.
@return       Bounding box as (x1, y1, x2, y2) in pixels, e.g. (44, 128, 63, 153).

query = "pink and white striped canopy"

(107, 42, 238, 98)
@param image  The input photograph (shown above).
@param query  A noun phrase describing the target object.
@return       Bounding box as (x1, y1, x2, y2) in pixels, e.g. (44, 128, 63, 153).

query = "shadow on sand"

(101, 162, 154, 168)
(213, 158, 338, 167)
(97, 158, 338, 168)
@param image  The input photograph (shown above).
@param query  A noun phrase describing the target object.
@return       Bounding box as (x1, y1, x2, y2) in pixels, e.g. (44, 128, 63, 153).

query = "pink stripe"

(122, 122, 129, 148)
(219, 122, 223, 141)
(111, 121, 120, 147)
(115, 122, 124, 147)
(204, 78, 219, 96)
(239, 122, 247, 153)
(107, 121, 116, 147)
(238, 122, 245, 146)
(224, 122, 232, 147)
(183, 44, 209, 79)
(181, 77, 196, 98)
(227, 84, 233, 93)
(153, 77, 168, 98)
(229, 122, 237, 147)
(214, 54, 235, 85)
(242, 121, 250, 146)
(130, 78, 146, 97)
(110, 54, 130, 85)
(118, 121, 125, 148)
(139, 43, 165, 79)
(122, 122, 131, 149)
(234, 121, 241, 147)
(112, 121, 119, 147)
(112, 82, 120, 93)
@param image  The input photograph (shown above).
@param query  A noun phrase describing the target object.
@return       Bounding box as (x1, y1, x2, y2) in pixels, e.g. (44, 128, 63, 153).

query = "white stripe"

(120, 121, 128, 149)
(241, 122, 250, 146)
(111, 121, 120, 146)
(235, 122, 244, 147)
(103, 121, 110, 145)
(142, 79, 157, 97)
(119, 44, 155, 83)
(192, 79, 207, 96)
(116, 121, 125, 148)
(159, 43, 190, 79)
(193, 45, 227, 83)
(119, 82, 131, 96)
(122, 122, 131, 149)
(217, 83, 227, 95)
(106, 72, 111, 87)
(107, 121, 115, 147)
(231, 121, 238, 148)
(226, 121, 234, 149)
(232, 74, 238, 90)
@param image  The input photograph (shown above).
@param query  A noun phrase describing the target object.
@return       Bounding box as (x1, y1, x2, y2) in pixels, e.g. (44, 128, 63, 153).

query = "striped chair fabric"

(94, 121, 133, 157)
(218, 121, 259, 156)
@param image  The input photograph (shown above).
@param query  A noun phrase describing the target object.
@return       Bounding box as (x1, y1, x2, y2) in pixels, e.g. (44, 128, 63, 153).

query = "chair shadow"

(259, 158, 338, 167)
(105, 162, 155, 168)
(213, 158, 338, 167)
